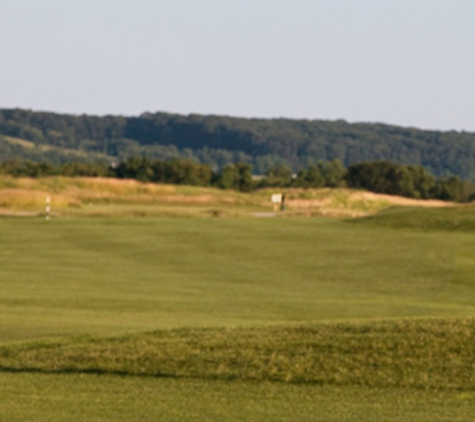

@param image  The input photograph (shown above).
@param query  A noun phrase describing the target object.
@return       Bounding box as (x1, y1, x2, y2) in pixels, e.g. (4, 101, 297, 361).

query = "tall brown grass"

(0, 175, 453, 217)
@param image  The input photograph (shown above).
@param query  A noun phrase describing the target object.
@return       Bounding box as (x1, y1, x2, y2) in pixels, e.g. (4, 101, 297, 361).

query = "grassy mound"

(354, 205, 475, 231)
(2, 318, 474, 390)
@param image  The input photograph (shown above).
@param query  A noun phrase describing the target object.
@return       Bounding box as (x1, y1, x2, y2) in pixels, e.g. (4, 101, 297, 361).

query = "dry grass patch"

(0, 175, 455, 218)
(279, 188, 453, 217)
(0, 189, 79, 209)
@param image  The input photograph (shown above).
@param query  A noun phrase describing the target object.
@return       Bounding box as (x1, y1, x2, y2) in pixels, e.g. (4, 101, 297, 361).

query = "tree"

(217, 163, 253, 191)
(321, 159, 346, 187)
(260, 165, 293, 187)
(293, 165, 325, 188)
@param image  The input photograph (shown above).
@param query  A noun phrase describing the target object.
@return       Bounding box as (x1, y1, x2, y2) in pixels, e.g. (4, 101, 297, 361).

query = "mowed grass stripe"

(3, 374, 474, 422)
(1, 318, 474, 390)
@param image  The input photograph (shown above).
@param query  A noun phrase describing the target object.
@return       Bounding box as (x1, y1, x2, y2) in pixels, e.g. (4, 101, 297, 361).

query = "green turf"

(1, 374, 474, 422)
(1, 216, 475, 343)
(353, 204, 475, 232)
(2, 213, 475, 420)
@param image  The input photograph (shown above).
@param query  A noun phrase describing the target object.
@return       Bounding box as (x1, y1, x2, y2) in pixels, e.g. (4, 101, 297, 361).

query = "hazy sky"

(1, 0, 473, 131)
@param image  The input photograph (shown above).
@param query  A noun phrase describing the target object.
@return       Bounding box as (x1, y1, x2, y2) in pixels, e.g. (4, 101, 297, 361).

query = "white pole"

(46, 196, 51, 220)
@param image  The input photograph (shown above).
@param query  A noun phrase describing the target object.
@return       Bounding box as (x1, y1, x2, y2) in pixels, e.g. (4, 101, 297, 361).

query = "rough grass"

(0, 188, 79, 210)
(0, 175, 454, 218)
(0, 176, 266, 217)
(1, 318, 474, 390)
(274, 188, 450, 217)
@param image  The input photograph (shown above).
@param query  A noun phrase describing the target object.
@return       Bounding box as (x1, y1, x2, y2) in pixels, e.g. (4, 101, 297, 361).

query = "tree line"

(1, 158, 473, 202)
(2, 108, 475, 180)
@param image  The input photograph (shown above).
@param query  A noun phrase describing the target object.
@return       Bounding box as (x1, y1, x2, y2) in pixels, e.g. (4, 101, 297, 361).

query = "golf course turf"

(1, 184, 475, 420)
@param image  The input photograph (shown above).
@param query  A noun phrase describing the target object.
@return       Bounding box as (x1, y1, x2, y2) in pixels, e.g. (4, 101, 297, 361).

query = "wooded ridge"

(1, 108, 474, 180)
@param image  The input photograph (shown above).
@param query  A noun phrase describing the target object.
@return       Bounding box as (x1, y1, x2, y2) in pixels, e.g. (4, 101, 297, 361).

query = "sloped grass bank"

(352, 205, 475, 232)
(2, 318, 474, 390)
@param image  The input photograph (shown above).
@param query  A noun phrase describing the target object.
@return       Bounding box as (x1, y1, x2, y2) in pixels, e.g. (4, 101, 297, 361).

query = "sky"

(0, 0, 474, 132)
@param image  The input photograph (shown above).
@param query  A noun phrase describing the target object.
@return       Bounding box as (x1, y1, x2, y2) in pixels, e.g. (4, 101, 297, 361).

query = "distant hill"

(1, 108, 475, 179)
(0, 135, 113, 164)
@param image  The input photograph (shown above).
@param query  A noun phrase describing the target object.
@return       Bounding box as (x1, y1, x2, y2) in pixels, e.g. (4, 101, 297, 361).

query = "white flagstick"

(46, 196, 51, 220)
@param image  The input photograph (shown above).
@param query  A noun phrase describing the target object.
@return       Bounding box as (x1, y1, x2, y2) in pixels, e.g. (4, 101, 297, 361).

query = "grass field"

(1, 178, 475, 420)
(2, 217, 475, 343)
